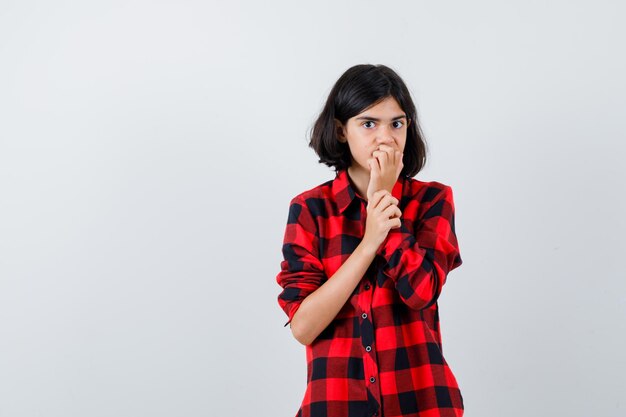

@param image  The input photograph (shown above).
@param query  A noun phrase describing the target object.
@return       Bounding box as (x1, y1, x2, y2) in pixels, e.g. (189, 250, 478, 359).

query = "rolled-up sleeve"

(276, 197, 326, 327)
(375, 185, 463, 311)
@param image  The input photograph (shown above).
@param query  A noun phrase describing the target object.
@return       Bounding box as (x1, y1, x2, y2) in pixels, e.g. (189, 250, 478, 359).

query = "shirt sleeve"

(375, 185, 463, 311)
(275, 196, 327, 327)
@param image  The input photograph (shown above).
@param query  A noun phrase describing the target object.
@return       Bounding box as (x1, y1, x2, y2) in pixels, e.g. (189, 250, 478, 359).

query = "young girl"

(276, 64, 464, 417)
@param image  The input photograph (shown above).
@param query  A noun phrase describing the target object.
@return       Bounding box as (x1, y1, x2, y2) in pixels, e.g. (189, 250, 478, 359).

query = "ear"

(334, 118, 346, 142)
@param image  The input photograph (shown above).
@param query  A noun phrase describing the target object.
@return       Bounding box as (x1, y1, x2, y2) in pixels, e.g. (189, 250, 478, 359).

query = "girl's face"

(335, 96, 409, 173)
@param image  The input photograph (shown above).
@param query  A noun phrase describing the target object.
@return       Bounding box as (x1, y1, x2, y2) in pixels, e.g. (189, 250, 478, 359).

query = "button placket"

(357, 264, 381, 412)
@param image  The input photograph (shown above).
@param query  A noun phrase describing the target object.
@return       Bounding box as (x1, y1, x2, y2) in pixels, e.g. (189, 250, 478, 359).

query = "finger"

(395, 151, 404, 176)
(379, 144, 395, 161)
(368, 157, 381, 174)
(387, 194, 400, 207)
(372, 149, 386, 160)
(394, 150, 402, 166)
(372, 189, 390, 210)
(377, 194, 398, 216)
(389, 217, 402, 229)
(382, 201, 401, 217)
(373, 149, 389, 170)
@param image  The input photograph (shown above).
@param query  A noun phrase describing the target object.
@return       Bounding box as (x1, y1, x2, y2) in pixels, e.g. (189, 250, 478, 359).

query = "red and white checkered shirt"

(276, 168, 465, 417)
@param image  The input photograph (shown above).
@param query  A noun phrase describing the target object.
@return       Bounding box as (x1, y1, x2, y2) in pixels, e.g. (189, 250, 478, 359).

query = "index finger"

(371, 189, 391, 208)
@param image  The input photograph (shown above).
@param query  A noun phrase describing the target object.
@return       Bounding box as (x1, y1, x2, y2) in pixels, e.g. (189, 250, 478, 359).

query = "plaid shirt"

(276, 168, 464, 417)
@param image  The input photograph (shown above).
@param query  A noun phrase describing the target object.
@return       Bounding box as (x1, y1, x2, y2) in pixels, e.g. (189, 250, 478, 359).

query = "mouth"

(373, 147, 396, 155)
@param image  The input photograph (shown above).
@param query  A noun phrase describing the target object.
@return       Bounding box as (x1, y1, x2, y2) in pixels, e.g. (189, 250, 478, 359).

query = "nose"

(376, 133, 395, 147)
(376, 124, 396, 144)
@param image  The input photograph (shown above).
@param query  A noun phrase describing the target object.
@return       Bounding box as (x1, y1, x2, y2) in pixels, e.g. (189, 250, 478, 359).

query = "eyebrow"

(354, 114, 407, 121)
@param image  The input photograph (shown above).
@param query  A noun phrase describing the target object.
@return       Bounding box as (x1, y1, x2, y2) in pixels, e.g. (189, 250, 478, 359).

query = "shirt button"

(374, 412, 379, 416)
(365, 345, 372, 352)
(370, 376, 376, 383)
(362, 313, 368, 319)
(364, 284, 370, 290)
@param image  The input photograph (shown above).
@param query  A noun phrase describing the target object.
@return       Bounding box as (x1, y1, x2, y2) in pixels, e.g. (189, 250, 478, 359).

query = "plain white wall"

(1, 1, 624, 416)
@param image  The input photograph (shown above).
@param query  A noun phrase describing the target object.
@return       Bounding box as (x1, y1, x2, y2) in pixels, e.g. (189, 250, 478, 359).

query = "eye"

(393, 121, 405, 128)
(363, 121, 375, 129)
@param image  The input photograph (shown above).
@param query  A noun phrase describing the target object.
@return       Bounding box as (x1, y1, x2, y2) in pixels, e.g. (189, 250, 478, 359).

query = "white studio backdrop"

(0, 1, 624, 416)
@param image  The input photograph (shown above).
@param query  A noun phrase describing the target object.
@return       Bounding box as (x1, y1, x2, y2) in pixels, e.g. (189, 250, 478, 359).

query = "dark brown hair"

(308, 64, 427, 178)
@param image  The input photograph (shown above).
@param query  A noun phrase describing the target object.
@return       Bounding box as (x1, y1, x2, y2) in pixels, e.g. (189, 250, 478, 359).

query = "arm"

(276, 197, 376, 346)
(375, 185, 463, 311)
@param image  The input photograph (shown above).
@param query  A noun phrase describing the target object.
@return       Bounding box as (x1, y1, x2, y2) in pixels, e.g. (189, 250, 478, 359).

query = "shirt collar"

(332, 168, 404, 214)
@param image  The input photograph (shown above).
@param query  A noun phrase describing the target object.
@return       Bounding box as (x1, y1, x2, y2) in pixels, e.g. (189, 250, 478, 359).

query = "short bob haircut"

(309, 64, 427, 178)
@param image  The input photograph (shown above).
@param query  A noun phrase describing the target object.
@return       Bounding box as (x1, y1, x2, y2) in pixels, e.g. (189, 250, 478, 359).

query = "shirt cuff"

(376, 221, 412, 258)
(376, 222, 426, 277)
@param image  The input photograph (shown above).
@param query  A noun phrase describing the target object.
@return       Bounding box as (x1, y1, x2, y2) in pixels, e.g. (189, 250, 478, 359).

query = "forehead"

(353, 97, 406, 120)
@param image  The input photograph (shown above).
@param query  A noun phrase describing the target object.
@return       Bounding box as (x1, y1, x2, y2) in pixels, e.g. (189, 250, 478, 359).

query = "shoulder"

(290, 177, 333, 202)
(286, 176, 334, 215)
(403, 176, 454, 205)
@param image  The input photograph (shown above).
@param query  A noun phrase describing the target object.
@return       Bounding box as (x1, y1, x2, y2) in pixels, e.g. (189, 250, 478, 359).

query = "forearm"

(290, 241, 378, 345)
(377, 186, 462, 311)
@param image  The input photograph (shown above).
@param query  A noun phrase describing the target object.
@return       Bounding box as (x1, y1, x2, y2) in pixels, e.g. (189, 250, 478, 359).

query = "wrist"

(357, 238, 379, 258)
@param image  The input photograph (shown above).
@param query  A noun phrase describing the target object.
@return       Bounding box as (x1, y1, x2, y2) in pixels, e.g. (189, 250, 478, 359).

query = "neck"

(347, 166, 369, 201)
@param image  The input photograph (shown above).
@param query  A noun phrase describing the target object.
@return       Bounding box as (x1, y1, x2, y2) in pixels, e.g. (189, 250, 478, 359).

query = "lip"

(373, 146, 397, 153)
